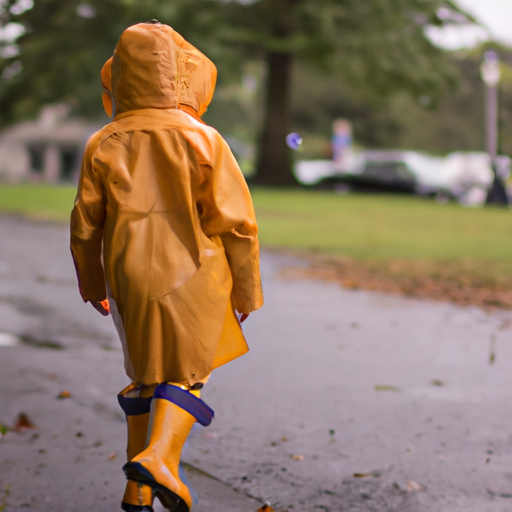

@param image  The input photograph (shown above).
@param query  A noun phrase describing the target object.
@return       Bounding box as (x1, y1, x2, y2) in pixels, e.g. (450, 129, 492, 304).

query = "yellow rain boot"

(123, 383, 214, 512)
(118, 384, 156, 512)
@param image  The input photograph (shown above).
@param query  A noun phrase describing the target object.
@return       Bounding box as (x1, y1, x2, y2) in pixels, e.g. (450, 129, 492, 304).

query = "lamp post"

(480, 50, 509, 206)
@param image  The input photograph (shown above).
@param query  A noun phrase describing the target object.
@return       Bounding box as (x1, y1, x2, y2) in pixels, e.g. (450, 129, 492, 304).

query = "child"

(70, 21, 263, 512)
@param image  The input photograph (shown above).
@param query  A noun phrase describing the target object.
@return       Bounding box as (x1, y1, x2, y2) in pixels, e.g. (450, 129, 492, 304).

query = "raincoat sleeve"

(70, 140, 107, 302)
(195, 132, 263, 314)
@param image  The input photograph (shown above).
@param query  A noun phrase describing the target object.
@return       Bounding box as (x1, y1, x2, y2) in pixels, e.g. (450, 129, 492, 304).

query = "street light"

(480, 50, 509, 206)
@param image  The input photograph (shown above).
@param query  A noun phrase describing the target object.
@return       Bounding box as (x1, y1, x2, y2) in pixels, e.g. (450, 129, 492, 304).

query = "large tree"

(0, 0, 475, 184)
(216, 0, 475, 184)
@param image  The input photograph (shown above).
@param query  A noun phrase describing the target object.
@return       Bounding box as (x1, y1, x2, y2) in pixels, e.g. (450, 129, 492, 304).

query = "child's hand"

(90, 299, 110, 316)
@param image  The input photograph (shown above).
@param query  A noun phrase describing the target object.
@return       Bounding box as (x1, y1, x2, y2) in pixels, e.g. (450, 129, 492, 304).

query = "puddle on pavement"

(0, 332, 63, 349)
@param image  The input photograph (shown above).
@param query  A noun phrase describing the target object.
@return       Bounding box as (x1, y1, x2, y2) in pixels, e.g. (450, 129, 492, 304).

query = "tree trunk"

(253, 51, 298, 186)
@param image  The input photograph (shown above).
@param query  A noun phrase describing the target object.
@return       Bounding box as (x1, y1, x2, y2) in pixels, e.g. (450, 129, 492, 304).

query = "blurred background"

(3, 4, 512, 511)
(0, 0, 511, 306)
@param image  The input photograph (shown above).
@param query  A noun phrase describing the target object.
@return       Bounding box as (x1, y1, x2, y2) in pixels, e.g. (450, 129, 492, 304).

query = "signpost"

(480, 50, 509, 206)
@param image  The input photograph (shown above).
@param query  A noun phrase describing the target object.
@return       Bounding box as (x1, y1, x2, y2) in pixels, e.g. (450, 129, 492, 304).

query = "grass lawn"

(1, 184, 511, 308)
(251, 188, 512, 308)
(251, 188, 512, 260)
(0, 184, 77, 222)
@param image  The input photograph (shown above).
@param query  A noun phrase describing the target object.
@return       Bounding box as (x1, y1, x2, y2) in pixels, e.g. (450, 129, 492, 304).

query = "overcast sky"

(444, 0, 512, 48)
(461, 0, 512, 42)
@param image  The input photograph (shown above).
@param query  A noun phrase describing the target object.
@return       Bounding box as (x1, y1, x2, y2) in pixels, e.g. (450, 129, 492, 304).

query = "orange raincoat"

(70, 23, 263, 387)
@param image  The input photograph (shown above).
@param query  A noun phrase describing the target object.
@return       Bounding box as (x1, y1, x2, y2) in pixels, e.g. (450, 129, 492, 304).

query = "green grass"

(0, 184, 76, 222)
(2, 184, 512, 306)
(1, 184, 512, 261)
(250, 188, 512, 261)
(249, 188, 512, 308)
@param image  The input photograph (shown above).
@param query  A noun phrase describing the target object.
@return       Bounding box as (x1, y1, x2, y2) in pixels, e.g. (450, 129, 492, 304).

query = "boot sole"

(123, 462, 189, 512)
(121, 502, 154, 512)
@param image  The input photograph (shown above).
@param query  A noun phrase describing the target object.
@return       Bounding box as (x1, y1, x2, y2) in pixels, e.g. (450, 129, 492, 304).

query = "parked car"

(296, 150, 417, 193)
(294, 149, 504, 206)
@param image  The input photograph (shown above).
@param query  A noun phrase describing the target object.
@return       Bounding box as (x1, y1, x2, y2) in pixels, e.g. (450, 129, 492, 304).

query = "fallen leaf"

(430, 379, 444, 387)
(406, 481, 423, 492)
(374, 385, 401, 392)
(290, 454, 304, 461)
(280, 258, 512, 311)
(201, 431, 219, 439)
(257, 502, 275, 512)
(489, 335, 496, 364)
(107, 452, 117, 461)
(57, 391, 71, 399)
(0, 423, 9, 436)
(13, 413, 36, 432)
(353, 471, 381, 478)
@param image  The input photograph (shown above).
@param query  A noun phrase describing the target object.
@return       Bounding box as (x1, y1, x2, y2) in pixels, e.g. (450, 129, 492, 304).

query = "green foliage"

(216, 0, 476, 183)
(218, 0, 472, 99)
(0, 0, 475, 122)
(0, 0, 492, 183)
(0, 0, 123, 123)
(292, 43, 512, 157)
(0, 0, 234, 124)
(291, 56, 484, 156)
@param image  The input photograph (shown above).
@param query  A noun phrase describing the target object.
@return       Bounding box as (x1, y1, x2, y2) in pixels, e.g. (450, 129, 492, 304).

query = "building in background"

(0, 105, 98, 183)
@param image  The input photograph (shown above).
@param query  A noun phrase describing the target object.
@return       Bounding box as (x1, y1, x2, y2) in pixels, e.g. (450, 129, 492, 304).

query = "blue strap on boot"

(118, 393, 152, 416)
(153, 383, 214, 426)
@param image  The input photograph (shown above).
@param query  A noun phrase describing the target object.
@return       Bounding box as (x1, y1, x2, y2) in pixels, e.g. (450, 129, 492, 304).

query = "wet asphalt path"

(1, 215, 512, 512)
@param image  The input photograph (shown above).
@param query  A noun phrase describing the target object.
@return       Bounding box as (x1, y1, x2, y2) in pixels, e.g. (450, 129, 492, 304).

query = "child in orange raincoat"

(71, 21, 263, 512)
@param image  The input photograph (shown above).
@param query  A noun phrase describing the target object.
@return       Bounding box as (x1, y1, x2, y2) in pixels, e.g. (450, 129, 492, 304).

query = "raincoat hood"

(109, 22, 217, 117)
(101, 57, 113, 117)
(172, 29, 217, 117)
